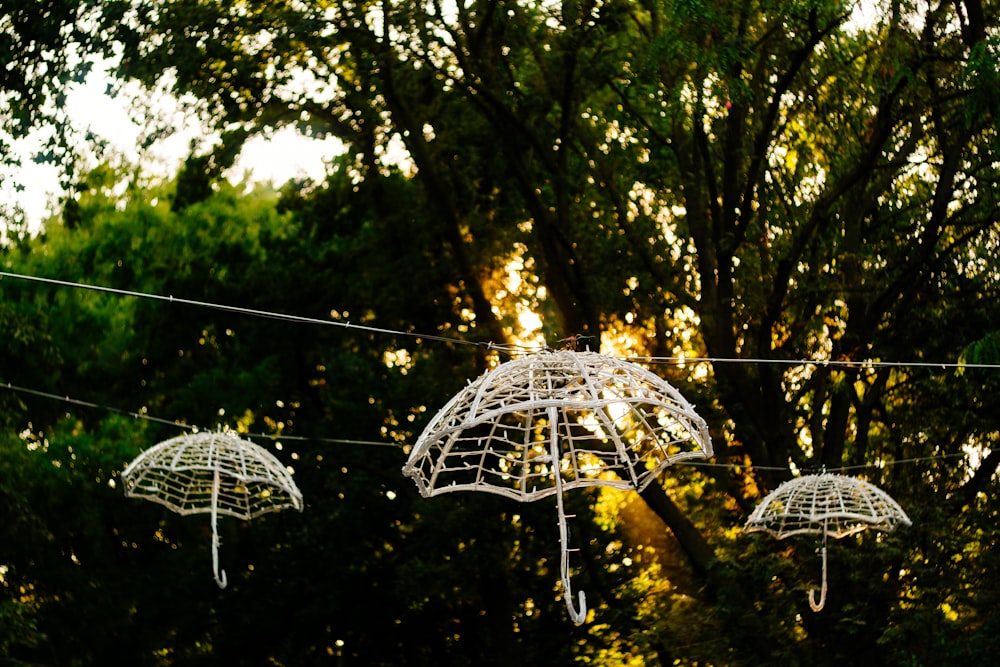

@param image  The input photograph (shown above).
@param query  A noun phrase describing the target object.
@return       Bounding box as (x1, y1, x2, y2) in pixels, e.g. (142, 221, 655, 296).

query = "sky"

(3, 1, 883, 236)
(4, 62, 343, 233)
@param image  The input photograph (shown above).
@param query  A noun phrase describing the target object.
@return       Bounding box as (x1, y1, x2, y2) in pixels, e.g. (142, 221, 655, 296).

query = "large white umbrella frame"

(403, 350, 713, 623)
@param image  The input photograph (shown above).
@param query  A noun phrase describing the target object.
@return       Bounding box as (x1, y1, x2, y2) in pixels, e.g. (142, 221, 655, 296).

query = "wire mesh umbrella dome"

(122, 431, 304, 588)
(402, 349, 713, 624)
(743, 472, 911, 611)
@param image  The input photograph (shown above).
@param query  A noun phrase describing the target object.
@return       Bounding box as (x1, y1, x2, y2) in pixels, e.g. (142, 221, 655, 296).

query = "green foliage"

(0, 0, 136, 190)
(4, 0, 1000, 663)
(960, 331, 1000, 367)
(2, 161, 600, 664)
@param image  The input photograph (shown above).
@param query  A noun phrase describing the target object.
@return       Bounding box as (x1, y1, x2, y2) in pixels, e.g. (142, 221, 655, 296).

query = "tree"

(0, 1, 136, 176)
(4, 0, 1000, 663)
(3, 159, 629, 664)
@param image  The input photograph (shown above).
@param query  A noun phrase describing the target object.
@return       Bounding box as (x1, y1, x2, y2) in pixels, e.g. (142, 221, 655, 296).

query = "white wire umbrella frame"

(743, 472, 911, 611)
(122, 431, 304, 588)
(403, 349, 713, 624)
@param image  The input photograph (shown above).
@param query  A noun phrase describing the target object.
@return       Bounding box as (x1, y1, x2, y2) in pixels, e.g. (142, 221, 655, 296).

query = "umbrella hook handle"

(549, 407, 588, 625)
(212, 531, 228, 589)
(211, 469, 229, 589)
(808, 527, 828, 612)
(561, 563, 587, 625)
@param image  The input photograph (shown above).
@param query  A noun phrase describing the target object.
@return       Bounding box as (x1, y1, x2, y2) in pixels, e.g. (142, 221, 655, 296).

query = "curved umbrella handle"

(212, 529, 228, 589)
(211, 469, 228, 589)
(549, 406, 588, 625)
(560, 547, 588, 625)
(555, 476, 588, 624)
(561, 563, 588, 625)
(808, 544, 827, 612)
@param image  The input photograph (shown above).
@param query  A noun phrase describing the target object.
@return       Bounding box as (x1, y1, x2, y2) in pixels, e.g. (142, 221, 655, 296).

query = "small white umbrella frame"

(403, 349, 713, 624)
(743, 472, 911, 611)
(122, 431, 303, 588)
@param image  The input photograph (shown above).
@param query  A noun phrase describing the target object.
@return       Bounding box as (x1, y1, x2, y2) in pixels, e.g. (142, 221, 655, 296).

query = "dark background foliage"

(3, 0, 999, 664)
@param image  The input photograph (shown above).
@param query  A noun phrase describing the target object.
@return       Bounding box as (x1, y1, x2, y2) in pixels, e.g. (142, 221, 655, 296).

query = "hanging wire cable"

(4, 270, 1000, 370)
(0, 270, 496, 350)
(677, 455, 968, 473)
(679, 460, 793, 471)
(0, 272, 994, 463)
(837, 454, 968, 471)
(1, 381, 403, 449)
(2, 381, 198, 430)
(635, 355, 1000, 371)
(247, 432, 402, 448)
(1, 381, 971, 468)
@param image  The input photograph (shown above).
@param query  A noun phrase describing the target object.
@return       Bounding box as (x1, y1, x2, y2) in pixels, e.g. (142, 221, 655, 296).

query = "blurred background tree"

(2, 0, 999, 664)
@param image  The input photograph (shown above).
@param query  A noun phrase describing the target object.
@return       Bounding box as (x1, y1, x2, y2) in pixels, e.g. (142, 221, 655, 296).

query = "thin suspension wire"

(677, 454, 967, 473)
(0, 271, 496, 351)
(636, 356, 1000, 371)
(2, 381, 970, 468)
(247, 432, 402, 448)
(679, 460, 793, 471)
(0, 272, 993, 463)
(838, 454, 967, 470)
(1, 381, 402, 449)
(2, 381, 198, 430)
(4, 270, 1000, 370)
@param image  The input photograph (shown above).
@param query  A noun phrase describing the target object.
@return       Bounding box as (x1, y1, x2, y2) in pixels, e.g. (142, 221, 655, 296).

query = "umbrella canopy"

(744, 472, 911, 611)
(403, 350, 712, 500)
(403, 349, 712, 623)
(123, 431, 303, 588)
